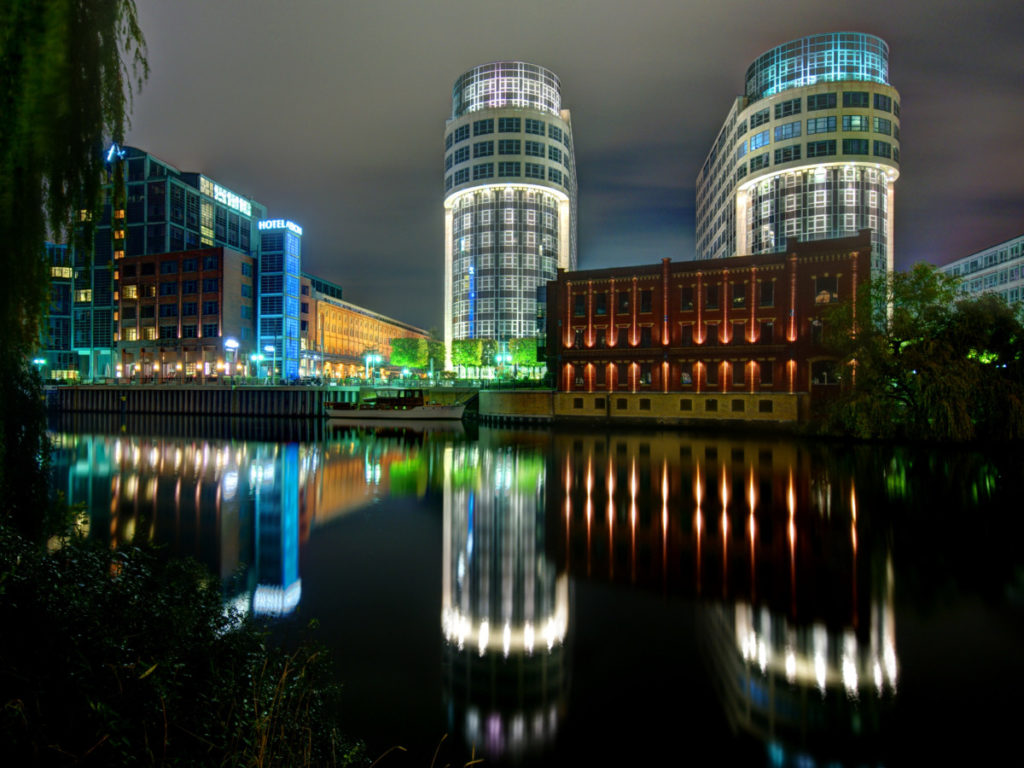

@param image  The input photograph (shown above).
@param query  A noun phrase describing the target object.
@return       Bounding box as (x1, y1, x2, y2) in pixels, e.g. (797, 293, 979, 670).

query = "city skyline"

(124, 0, 1024, 331)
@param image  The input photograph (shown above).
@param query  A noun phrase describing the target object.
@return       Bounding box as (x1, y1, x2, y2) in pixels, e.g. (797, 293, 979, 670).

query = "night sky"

(125, 0, 1024, 332)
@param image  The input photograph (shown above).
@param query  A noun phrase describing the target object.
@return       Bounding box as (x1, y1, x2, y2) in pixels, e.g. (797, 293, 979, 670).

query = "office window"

(445, 133, 453, 150)
(548, 125, 562, 142)
(453, 168, 469, 185)
(774, 97, 801, 119)
(548, 168, 562, 184)
(873, 140, 892, 158)
(774, 121, 801, 141)
(548, 145, 561, 163)
(525, 118, 545, 135)
(473, 119, 494, 136)
(774, 145, 801, 164)
(842, 115, 869, 132)
(454, 146, 470, 164)
(524, 162, 544, 179)
(498, 117, 520, 133)
(705, 284, 719, 310)
(498, 139, 520, 154)
(640, 289, 652, 313)
(749, 108, 770, 128)
(123, 284, 138, 299)
(759, 320, 774, 344)
(472, 163, 493, 180)
(680, 285, 693, 310)
(182, 258, 197, 272)
(203, 254, 219, 270)
(159, 326, 177, 340)
(473, 141, 493, 158)
(524, 140, 544, 157)
(573, 294, 585, 316)
(843, 91, 869, 108)
(241, 284, 252, 298)
(874, 94, 892, 112)
(806, 116, 836, 134)
(807, 140, 836, 158)
(202, 323, 218, 338)
(158, 282, 177, 296)
(160, 261, 177, 274)
(594, 292, 607, 316)
(759, 280, 774, 307)
(843, 139, 870, 155)
(453, 125, 470, 143)
(241, 262, 252, 277)
(618, 291, 630, 313)
(498, 162, 520, 177)
(750, 130, 770, 150)
(873, 117, 892, 135)
(182, 301, 197, 316)
(182, 324, 197, 338)
(140, 262, 155, 276)
(815, 276, 839, 304)
(732, 283, 746, 309)
(181, 280, 197, 294)
(807, 93, 836, 111)
(202, 278, 219, 292)
(732, 363, 746, 386)
(202, 300, 218, 315)
(760, 361, 774, 385)
(750, 153, 770, 171)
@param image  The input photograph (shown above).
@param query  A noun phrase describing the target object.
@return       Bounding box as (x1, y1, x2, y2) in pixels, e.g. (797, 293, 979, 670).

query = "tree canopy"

(1, 0, 147, 540)
(823, 263, 1024, 441)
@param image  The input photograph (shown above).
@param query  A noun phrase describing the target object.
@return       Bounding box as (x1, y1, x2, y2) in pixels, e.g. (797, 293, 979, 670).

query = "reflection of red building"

(546, 232, 870, 415)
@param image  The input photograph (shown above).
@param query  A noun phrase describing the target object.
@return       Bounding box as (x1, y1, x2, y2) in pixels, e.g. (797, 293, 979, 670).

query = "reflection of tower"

(441, 440, 569, 759)
(252, 443, 302, 616)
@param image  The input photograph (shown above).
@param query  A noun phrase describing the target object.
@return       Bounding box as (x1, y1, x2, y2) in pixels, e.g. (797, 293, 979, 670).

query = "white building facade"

(443, 62, 577, 365)
(696, 33, 901, 278)
(940, 234, 1024, 307)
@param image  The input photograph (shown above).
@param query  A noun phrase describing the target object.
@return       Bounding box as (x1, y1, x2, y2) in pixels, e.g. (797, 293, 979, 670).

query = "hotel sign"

(258, 219, 303, 236)
(199, 176, 253, 217)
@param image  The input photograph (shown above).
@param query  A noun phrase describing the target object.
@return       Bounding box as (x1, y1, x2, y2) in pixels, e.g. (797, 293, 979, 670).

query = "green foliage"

(450, 339, 482, 368)
(427, 340, 446, 370)
(822, 263, 1024, 441)
(508, 337, 539, 367)
(480, 339, 498, 367)
(0, 528, 366, 766)
(1, 0, 147, 544)
(389, 338, 429, 369)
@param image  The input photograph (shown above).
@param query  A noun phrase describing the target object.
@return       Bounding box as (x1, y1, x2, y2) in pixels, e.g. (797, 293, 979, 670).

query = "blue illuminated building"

(696, 33, 900, 277)
(257, 220, 303, 381)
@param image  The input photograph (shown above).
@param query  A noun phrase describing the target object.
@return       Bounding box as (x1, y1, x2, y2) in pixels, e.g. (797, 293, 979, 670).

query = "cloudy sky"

(126, 0, 1024, 331)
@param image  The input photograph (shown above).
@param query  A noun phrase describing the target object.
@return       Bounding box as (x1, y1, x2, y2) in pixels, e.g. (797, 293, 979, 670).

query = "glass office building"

(258, 220, 303, 381)
(940, 234, 1024, 308)
(696, 33, 900, 277)
(443, 62, 577, 365)
(71, 145, 267, 379)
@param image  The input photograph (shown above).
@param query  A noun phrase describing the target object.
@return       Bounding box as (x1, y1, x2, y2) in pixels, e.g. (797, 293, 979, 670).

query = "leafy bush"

(0, 528, 366, 767)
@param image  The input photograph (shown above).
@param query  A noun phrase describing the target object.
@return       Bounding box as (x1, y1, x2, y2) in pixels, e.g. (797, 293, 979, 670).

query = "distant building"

(443, 61, 578, 363)
(939, 233, 1024, 307)
(257, 219, 303, 380)
(40, 243, 77, 379)
(545, 231, 871, 421)
(696, 33, 900, 278)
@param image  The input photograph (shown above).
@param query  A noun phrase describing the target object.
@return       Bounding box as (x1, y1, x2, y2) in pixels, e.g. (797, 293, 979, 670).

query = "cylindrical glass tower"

(696, 33, 900, 277)
(443, 62, 577, 365)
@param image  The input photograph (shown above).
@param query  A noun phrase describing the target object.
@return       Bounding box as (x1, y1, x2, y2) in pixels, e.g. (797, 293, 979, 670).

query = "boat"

(324, 388, 465, 421)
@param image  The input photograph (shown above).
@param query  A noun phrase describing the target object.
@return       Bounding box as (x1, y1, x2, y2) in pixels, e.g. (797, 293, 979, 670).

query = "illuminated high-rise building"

(443, 62, 577, 365)
(696, 33, 900, 276)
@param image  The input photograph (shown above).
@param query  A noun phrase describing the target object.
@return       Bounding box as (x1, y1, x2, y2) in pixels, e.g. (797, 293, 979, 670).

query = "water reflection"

(442, 437, 568, 760)
(48, 424, 1024, 765)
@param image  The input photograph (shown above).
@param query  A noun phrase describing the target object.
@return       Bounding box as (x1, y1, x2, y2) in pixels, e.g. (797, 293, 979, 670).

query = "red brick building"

(545, 232, 870, 418)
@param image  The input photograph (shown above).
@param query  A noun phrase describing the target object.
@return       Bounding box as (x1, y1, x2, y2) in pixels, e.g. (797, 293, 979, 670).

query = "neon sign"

(199, 176, 253, 217)
(258, 219, 303, 236)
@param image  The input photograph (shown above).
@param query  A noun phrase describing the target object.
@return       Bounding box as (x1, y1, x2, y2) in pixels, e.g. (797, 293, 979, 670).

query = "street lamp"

(225, 338, 239, 380)
(32, 357, 46, 380)
(264, 344, 276, 384)
(364, 351, 382, 381)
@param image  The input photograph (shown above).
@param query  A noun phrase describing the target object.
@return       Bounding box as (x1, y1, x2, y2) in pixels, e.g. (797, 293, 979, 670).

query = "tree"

(480, 338, 498, 368)
(451, 339, 482, 371)
(823, 263, 1024, 441)
(390, 337, 428, 369)
(0, 0, 147, 540)
(509, 337, 539, 368)
(427, 339, 446, 372)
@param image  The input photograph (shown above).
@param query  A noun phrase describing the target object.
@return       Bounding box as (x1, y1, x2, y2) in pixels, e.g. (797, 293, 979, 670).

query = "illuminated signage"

(258, 219, 303, 236)
(199, 176, 253, 217)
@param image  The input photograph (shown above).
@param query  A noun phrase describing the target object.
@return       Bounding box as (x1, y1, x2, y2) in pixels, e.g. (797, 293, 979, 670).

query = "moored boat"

(324, 389, 465, 421)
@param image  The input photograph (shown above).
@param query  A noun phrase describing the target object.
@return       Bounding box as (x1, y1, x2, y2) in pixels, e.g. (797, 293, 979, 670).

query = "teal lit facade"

(744, 33, 889, 101)
(258, 220, 302, 381)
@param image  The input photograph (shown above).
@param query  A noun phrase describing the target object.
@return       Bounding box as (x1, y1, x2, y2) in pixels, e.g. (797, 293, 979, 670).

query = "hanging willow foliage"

(0, 0, 146, 539)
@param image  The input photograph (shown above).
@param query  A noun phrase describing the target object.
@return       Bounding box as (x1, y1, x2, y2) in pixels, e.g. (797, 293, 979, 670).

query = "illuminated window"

(774, 121, 801, 141)
(842, 115, 869, 132)
(873, 117, 892, 135)
(74, 289, 93, 303)
(806, 116, 836, 134)
(143, 326, 157, 341)
(750, 130, 770, 150)
(123, 327, 138, 341)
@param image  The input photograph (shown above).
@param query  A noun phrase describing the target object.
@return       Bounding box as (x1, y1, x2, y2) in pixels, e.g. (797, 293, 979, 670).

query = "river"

(48, 416, 1024, 766)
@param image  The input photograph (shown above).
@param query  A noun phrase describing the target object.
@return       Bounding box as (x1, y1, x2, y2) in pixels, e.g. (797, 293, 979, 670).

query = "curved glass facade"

(452, 61, 561, 118)
(745, 33, 889, 101)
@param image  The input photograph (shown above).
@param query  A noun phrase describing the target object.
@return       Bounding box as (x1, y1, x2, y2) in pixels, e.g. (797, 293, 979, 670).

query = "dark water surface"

(49, 417, 1024, 766)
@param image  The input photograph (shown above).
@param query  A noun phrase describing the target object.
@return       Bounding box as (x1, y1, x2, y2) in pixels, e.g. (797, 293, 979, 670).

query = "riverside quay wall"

(48, 385, 327, 418)
(478, 390, 808, 427)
